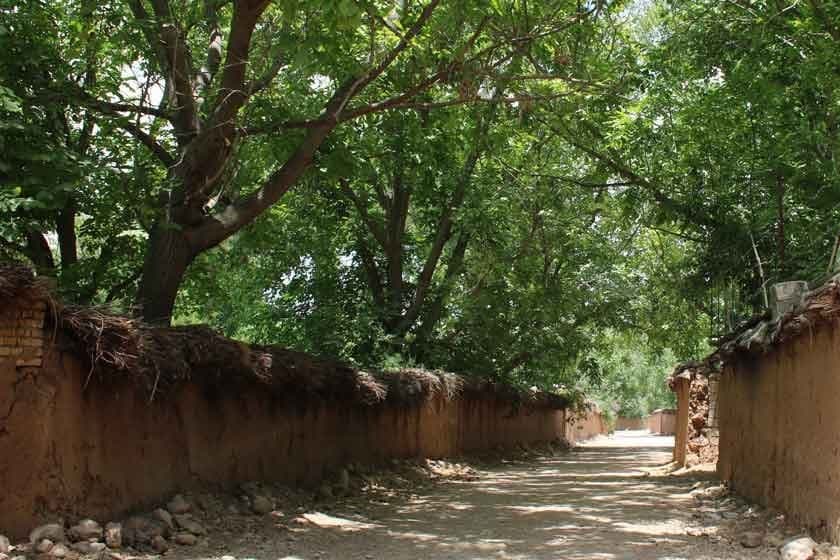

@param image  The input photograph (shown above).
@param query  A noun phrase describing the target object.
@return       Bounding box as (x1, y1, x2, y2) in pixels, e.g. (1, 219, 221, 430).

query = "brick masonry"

(0, 298, 46, 368)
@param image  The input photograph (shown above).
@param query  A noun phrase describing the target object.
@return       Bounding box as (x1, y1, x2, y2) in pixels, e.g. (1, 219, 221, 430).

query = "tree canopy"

(3, 0, 839, 413)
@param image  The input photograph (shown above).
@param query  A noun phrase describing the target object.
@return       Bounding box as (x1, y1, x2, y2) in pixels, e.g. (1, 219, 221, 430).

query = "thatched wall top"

(711, 276, 840, 365)
(0, 263, 568, 409)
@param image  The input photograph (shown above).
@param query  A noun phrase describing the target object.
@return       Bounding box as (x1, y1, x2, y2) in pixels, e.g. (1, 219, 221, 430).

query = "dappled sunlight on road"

(176, 431, 774, 560)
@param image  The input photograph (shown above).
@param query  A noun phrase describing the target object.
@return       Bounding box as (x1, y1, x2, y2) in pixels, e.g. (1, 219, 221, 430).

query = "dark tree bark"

(76, 0, 567, 323)
(137, 226, 195, 324)
(347, 96, 501, 350)
(25, 230, 55, 273)
(56, 202, 78, 268)
(124, 0, 445, 323)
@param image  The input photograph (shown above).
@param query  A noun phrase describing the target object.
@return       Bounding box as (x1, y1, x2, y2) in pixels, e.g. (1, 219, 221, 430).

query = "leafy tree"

(579, 330, 677, 419)
(5, 0, 617, 323)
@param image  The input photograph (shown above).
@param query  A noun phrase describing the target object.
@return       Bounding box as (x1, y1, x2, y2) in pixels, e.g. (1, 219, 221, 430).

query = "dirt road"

(206, 431, 777, 560)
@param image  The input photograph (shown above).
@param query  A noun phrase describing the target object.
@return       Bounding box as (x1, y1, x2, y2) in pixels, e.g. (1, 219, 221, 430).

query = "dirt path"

(211, 431, 775, 560)
(141, 431, 794, 560)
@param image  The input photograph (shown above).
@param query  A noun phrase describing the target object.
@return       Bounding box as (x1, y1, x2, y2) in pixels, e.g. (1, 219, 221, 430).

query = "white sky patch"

(708, 66, 725, 86)
(338, 252, 355, 268)
(310, 74, 333, 93)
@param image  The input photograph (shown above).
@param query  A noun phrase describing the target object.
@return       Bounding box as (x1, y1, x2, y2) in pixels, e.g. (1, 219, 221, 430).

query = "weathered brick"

(0, 347, 10, 357)
(15, 358, 42, 367)
(21, 338, 42, 348)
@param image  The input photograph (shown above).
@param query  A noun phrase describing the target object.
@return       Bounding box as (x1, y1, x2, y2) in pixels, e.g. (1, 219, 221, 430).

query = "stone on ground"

(122, 516, 164, 546)
(740, 531, 763, 548)
(71, 541, 105, 555)
(173, 514, 206, 535)
(30, 524, 66, 545)
(48, 543, 69, 558)
(104, 522, 121, 549)
(150, 535, 168, 553)
(35, 539, 54, 554)
(317, 483, 333, 500)
(0, 535, 9, 554)
(166, 494, 191, 515)
(152, 508, 175, 531)
(69, 519, 103, 542)
(174, 533, 198, 546)
(251, 496, 273, 515)
(781, 537, 817, 560)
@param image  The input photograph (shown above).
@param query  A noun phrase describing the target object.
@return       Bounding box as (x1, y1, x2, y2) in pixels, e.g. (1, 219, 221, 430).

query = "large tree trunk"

(137, 224, 194, 324)
(25, 229, 56, 273)
(56, 200, 78, 268)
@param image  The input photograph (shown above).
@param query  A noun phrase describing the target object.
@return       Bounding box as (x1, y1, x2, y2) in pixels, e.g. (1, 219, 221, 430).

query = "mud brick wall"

(615, 417, 646, 430)
(565, 408, 607, 443)
(717, 325, 840, 542)
(0, 298, 45, 367)
(0, 341, 567, 539)
(673, 376, 690, 465)
(647, 410, 677, 435)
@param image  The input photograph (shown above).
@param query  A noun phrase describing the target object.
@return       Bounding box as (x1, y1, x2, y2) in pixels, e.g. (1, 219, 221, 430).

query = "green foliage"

(579, 330, 677, 418)
(10, 0, 840, 412)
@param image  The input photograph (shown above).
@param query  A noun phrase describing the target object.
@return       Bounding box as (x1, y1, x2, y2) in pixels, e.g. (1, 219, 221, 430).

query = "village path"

(201, 431, 776, 560)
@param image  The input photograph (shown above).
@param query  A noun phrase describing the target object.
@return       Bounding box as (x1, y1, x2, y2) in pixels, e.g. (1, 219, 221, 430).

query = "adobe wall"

(565, 408, 607, 443)
(615, 417, 646, 430)
(673, 377, 690, 465)
(0, 300, 566, 540)
(717, 325, 840, 541)
(647, 410, 677, 435)
(0, 296, 45, 367)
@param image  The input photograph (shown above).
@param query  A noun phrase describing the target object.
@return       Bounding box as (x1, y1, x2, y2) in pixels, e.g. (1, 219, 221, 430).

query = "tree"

(4, 0, 609, 323)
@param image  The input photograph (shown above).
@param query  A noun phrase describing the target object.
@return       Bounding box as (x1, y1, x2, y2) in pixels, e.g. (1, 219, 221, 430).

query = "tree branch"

(396, 95, 502, 334)
(248, 52, 285, 95)
(340, 179, 389, 249)
(356, 234, 386, 311)
(207, 1, 268, 129)
(342, 0, 442, 104)
(146, 0, 200, 142)
(120, 121, 177, 167)
(195, 0, 224, 102)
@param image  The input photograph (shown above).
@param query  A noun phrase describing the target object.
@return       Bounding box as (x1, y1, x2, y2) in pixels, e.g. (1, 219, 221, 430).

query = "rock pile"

(0, 488, 280, 559)
(685, 480, 840, 560)
(0, 449, 548, 560)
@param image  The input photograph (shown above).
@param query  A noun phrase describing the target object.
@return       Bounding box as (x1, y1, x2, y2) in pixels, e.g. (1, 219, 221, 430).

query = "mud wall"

(565, 408, 607, 443)
(717, 325, 840, 541)
(673, 377, 690, 465)
(647, 410, 676, 435)
(0, 340, 566, 540)
(615, 417, 646, 430)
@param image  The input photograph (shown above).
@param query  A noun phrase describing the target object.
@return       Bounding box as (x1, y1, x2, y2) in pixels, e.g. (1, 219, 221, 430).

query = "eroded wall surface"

(718, 326, 840, 541)
(0, 343, 565, 539)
